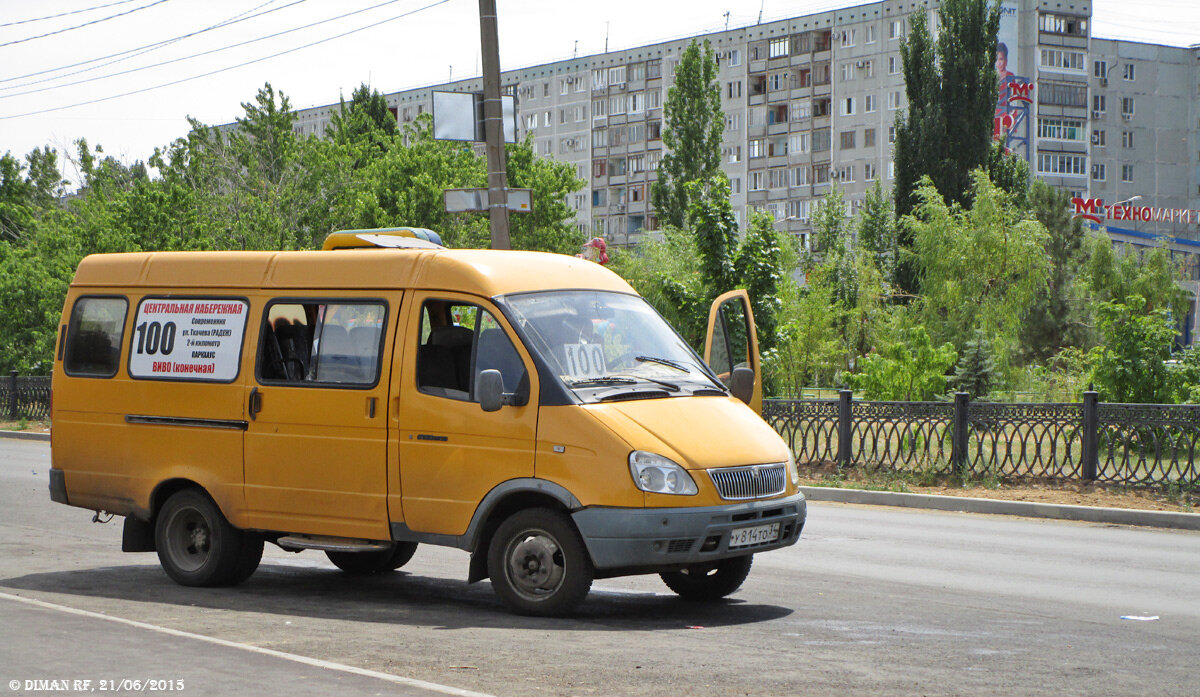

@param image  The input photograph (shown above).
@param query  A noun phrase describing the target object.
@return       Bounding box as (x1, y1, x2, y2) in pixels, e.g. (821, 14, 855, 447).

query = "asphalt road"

(1, 439, 1197, 697)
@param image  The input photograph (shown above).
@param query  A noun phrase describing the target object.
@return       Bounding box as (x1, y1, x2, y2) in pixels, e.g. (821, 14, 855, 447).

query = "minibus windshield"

(504, 290, 725, 400)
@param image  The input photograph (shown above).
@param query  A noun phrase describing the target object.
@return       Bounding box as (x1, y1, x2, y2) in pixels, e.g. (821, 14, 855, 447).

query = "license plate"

(728, 522, 781, 548)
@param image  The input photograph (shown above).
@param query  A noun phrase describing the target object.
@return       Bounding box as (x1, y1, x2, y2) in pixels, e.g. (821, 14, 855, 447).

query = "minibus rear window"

(64, 296, 128, 377)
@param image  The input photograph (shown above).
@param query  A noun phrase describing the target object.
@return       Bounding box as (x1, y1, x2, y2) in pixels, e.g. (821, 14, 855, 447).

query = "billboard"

(993, 1, 1030, 162)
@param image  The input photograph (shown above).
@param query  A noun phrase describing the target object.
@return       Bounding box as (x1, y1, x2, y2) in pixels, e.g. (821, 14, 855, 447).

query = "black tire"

(487, 508, 593, 616)
(326, 542, 418, 575)
(660, 555, 753, 601)
(155, 489, 254, 587)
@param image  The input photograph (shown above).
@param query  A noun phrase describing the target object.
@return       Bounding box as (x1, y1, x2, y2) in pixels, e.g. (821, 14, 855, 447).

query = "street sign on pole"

(432, 91, 517, 143)
(444, 188, 532, 213)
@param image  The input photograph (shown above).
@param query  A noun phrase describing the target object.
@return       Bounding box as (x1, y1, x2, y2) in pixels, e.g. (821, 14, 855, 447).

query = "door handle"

(249, 387, 262, 420)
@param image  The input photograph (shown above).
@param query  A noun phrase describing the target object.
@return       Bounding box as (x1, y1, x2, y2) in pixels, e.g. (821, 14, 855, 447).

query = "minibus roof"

(70, 248, 636, 298)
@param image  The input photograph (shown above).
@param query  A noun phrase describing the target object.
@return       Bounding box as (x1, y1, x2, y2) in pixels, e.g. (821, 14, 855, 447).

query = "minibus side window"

(416, 300, 526, 401)
(64, 297, 128, 377)
(258, 301, 386, 386)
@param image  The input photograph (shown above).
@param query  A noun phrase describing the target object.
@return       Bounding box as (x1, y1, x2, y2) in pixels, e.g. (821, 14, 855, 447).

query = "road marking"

(0, 591, 496, 697)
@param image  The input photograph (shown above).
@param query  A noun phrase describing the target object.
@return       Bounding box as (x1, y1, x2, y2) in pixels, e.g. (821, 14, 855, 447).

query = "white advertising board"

(128, 298, 249, 381)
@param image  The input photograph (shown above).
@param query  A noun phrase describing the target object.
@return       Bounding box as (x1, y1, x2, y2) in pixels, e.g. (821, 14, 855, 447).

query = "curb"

(801, 486, 1200, 531)
(0, 430, 50, 442)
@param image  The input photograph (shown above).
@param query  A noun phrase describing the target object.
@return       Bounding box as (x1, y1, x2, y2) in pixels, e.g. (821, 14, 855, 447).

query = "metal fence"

(765, 391, 1200, 486)
(1, 372, 51, 421)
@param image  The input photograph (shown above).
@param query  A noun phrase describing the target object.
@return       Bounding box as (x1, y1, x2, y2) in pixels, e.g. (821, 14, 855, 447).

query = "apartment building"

(282, 0, 1199, 250)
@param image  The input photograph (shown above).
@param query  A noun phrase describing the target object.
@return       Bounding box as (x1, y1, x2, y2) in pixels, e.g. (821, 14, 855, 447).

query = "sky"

(0, 0, 1197, 179)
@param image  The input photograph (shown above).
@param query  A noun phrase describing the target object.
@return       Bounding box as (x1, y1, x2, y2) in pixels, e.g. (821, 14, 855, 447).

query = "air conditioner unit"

(855, 60, 866, 68)
(1091, 134, 1101, 144)
(1099, 77, 1108, 87)
(1092, 110, 1103, 118)
(1122, 113, 1132, 121)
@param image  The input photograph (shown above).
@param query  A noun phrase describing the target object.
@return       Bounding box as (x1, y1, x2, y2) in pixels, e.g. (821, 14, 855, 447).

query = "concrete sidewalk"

(801, 485, 1200, 531)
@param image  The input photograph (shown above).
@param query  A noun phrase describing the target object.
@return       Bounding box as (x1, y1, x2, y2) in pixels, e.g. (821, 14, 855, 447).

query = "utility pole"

(478, 0, 511, 249)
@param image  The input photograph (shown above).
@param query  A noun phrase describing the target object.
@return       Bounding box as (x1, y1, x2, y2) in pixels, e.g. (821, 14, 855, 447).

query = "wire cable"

(0, 0, 452, 120)
(0, 0, 175, 48)
(0, 0, 142, 28)
(0, 0, 299, 90)
(0, 0, 408, 98)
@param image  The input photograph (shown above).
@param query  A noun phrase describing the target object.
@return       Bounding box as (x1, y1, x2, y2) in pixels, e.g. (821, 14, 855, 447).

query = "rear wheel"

(155, 489, 258, 587)
(326, 542, 417, 575)
(487, 508, 593, 616)
(660, 555, 753, 601)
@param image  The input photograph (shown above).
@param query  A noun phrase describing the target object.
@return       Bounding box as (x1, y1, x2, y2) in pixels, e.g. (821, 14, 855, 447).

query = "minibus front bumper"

(571, 491, 806, 571)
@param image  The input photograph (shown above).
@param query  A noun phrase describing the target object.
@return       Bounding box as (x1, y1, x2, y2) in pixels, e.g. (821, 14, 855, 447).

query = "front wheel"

(155, 489, 260, 587)
(487, 508, 593, 616)
(326, 542, 417, 575)
(660, 555, 753, 601)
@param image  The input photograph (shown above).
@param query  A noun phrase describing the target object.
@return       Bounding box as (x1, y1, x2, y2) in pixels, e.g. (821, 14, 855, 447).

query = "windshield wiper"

(570, 375, 681, 392)
(568, 377, 637, 387)
(635, 355, 691, 372)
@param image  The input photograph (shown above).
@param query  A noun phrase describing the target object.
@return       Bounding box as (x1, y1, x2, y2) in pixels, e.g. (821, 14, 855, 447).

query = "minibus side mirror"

(478, 369, 506, 412)
(730, 367, 755, 405)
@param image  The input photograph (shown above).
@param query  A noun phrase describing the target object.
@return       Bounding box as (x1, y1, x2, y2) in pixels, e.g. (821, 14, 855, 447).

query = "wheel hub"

(507, 533, 564, 597)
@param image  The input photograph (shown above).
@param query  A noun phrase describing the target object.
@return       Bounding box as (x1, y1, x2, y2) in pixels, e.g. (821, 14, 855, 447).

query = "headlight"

(628, 451, 698, 495)
(786, 449, 800, 486)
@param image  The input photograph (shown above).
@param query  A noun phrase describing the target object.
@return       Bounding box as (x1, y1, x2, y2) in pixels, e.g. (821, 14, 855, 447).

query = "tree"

(856, 179, 898, 281)
(893, 0, 1001, 290)
(651, 39, 723, 229)
(848, 325, 957, 401)
(1088, 296, 1178, 404)
(1020, 180, 1088, 361)
(328, 83, 399, 148)
(734, 210, 785, 351)
(905, 171, 1049, 378)
(950, 330, 999, 398)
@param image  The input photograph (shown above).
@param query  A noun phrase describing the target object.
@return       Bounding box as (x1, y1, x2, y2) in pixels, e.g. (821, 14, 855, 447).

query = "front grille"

(707, 464, 787, 500)
(667, 538, 696, 553)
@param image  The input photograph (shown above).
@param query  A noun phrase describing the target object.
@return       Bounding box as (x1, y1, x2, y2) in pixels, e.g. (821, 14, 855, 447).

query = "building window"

(648, 121, 662, 140)
(814, 163, 830, 184)
(727, 145, 742, 163)
(768, 104, 788, 125)
(592, 99, 607, 119)
(1037, 152, 1088, 176)
(768, 135, 788, 157)
(1039, 82, 1087, 108)
(1093, 95, 1106, 113)
(840, 29, 855, 47)
(1122, 131, 1134, 148)
(727, 50, 741, 67)
(647, 59, 662, 79)
(769, 168, 788, 189)
(609, 95, 626, 115)
(887, 91, 901, 110)
(628, 124, 644, 143)
(749, 171, 764, 191)
(864, 128, 876, 147)
(1039, 49, 1085, 72)
(1093, 60, 1108, 79)
(629, 92, 646, 114)
(769, 73, 786, 91)
(791, 166, 809, 186)
(864, 94, 877, 113)
(789, 132, 810, 154)
(791, 101, 811, 121)
(840, 131, 856, 149)
(866, 25, 877, 43)
(1121, 97, 1135, 116)
(560, 80, 569, 96)
(888, 56, 900, 74)
(1091, 163, 1106, 181)
(592, 129, 607, 148)
(813, 128, 831, 152)
(889, 20, 903, 40)
(727, 81, 742, 99)
(813, 98, 830, 117)
(726, 113, 741, 132)
(888, 126, 896, 143)
(647, 89, 661, 109)
(1037, 118, 1085, 141)
(769, 37, 789, 58)
(864, 162, 877, 180)
(610, 126, 625, 147)
(1093, 129, 1106, 146)
(841, 63, 856, 82)
(749, 139, 764, 158)
(629, 62, 645, 81)
(1123, 63, 1135, 81)
(730, 177, 742, 194)
(609, 66, 626, 85)
(1040, 13, 1088, 36)
(1121, 164, 1134, 182)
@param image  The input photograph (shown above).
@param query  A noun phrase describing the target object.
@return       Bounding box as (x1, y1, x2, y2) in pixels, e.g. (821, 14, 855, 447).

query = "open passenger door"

(704, 289, 762, 415)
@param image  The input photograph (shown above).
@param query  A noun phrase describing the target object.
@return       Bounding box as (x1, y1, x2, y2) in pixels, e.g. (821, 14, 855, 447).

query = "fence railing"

(2, 371, 51, 421)
(765, 391, 1200, 487)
